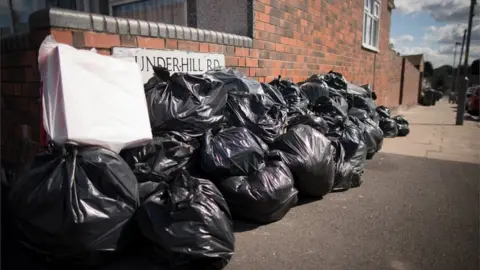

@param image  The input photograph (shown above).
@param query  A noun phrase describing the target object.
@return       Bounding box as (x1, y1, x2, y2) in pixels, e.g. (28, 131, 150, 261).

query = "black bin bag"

(207, 68, 264, 94)
(261, 82, 287, 105)
(363, 118, 384, 159)
(286, 114, 329, 134)
(137, 170, 235, 270)
(201, 127, 268, 180)
(379, 118, 398, 138)
(393, 115, 410, 137)
(313, 96, 348, 125)
(299, 81, 330, 105)
(269, 78, 309, 110)
(217, 159, 298, 224)
(327, 118, 362, 162)
(225, 91, 287, 143)
(376, 105, 391, 119)
(145, 71, 227, 137)
(270, 125, 335, 197)
(350, 96, 379, 123)
(346, 118, 368, 185)
(120, 132, 200, 201)
(348, 109, 383, 158)
(9, 145, 139, 265)
(349, 139, 367, 188)
(330, 141, 354, 192)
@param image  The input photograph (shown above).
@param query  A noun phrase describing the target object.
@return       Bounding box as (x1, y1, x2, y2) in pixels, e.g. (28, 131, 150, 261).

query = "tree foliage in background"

(430, 65, 453, 91)
(424, 61, 434, 77)
(471, 59, 479, 75)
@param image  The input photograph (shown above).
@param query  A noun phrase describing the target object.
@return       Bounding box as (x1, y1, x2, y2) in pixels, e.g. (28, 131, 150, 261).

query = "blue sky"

(390, 0, 480, 68)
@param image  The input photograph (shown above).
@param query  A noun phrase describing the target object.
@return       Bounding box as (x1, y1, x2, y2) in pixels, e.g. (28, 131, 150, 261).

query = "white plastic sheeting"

(38, 36, 152, 153)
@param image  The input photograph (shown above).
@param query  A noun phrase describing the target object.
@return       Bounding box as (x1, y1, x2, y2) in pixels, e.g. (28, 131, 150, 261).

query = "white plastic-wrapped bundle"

(38, 36, 152, 153)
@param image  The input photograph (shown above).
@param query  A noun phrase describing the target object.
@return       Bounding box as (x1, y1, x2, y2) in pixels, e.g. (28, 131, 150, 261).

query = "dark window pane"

(11, 0, 49, 33)
(112, 0, 187, 26)
(0, 0, 13, 37)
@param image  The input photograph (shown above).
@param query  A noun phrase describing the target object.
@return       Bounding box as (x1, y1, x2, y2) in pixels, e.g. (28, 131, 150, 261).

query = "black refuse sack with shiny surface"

(137, 170, 235, 270)
(349, 139, 367, 188)
(312, 96, 348, 125)
(261, 82, 287, 105)
(376, 105, 391, 119)
(286, 114, 329, 134)
(217, 159, 298, 224)
(9, 145, 139, 265)
(379, 118, 398, 138)
(330, 141, 354, 192)
(120, 132, 200, 201)
(121, 132, 199, 178)
(225, 91, 287, 143)
(347, 111, 383, 157)
(327, 118, 362, 162)
(299, 81, 330, 105)
(145, 71, 227, 137)
(270, 125, 335, 197)
(349, 96, 379, 123)
(346, 117, 368, 185)
(393, 115, 410, 137)
(207, 68, 264, 94)
(269, 78, 309, 110)
(201, 127, 268, 179)
(363, 117, 384, 158)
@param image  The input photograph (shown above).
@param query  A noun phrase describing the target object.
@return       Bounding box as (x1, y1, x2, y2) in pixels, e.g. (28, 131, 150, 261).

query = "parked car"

(466, 86, 480, 116)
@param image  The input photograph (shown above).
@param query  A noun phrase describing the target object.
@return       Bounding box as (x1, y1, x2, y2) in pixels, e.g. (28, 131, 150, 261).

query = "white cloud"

(396, 34, 414, 43)
(393, 1, 480, 68)
(395, 44, 480, 68)
(395, 0, 471, 22)
(424, 23, 480, 44)
(390, 35, 414, 48)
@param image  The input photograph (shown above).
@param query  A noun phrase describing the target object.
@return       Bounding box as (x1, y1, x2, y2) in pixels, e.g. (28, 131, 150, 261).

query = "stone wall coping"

(28, 8, 253, 48)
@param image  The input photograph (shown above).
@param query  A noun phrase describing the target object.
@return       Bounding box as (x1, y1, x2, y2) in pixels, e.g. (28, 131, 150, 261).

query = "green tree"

(471, 59, 479, 75)
(424, 61, 434, 77)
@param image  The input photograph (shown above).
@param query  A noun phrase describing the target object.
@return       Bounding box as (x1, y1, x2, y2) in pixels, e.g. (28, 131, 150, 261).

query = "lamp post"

(450, 42, 462, 93)
(456, 0, 477, 125)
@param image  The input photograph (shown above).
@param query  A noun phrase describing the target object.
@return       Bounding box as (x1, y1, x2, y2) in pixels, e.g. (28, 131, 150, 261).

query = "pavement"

(226, 99, 480, 270)
(382, 99, 480, 164)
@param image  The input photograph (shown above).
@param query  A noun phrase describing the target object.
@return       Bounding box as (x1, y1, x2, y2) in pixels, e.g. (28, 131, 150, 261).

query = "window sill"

(362, 43, 379, 53)
(28, 8, 253, 48)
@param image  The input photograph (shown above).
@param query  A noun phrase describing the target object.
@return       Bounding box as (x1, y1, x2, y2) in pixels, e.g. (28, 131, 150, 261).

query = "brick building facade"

(1, 0, 421, 165)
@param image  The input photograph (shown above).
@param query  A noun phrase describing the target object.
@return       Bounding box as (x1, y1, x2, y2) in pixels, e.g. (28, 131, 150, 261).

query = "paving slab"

(226, 153, 479, 270)
(381, 99, 480, 164)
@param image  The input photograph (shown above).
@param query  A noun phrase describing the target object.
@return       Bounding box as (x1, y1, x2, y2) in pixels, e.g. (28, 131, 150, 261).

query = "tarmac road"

(226, 152, 479, 270)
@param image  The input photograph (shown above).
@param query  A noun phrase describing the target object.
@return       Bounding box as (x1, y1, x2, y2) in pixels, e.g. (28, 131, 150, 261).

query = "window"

(110, 0, 189, 27)
(363, 0, 380, 51)
(0, 0, 251, 38)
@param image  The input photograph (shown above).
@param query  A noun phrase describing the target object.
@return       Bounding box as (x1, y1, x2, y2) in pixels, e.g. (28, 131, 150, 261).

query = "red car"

(466, 86, 479, 116)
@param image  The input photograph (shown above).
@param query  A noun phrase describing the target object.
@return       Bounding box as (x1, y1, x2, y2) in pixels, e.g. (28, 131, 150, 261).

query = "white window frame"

(362, 0, 381, 52)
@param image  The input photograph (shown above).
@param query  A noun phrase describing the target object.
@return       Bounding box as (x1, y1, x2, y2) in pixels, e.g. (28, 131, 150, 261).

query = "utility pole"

(450, 42, 461, 93)
(456, 0, 476, 125)
(453, 30, 467, 96)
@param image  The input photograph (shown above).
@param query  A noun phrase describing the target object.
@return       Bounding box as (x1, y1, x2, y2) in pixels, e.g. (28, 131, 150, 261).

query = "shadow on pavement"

(409, 123, 457, 126)
(233, 221, 260, 233)
(295, 196, 322, 207)
(464, 115, 480, 122)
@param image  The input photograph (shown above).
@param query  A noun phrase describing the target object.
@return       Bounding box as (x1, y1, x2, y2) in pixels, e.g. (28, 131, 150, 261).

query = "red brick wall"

(1, 31, 48, 164)
(402, 59, 421, 106)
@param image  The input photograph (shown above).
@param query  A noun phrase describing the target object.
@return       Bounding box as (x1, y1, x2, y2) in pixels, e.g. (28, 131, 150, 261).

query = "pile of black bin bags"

(376, 106, 410, 138)
(4, 67, 410, 270)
